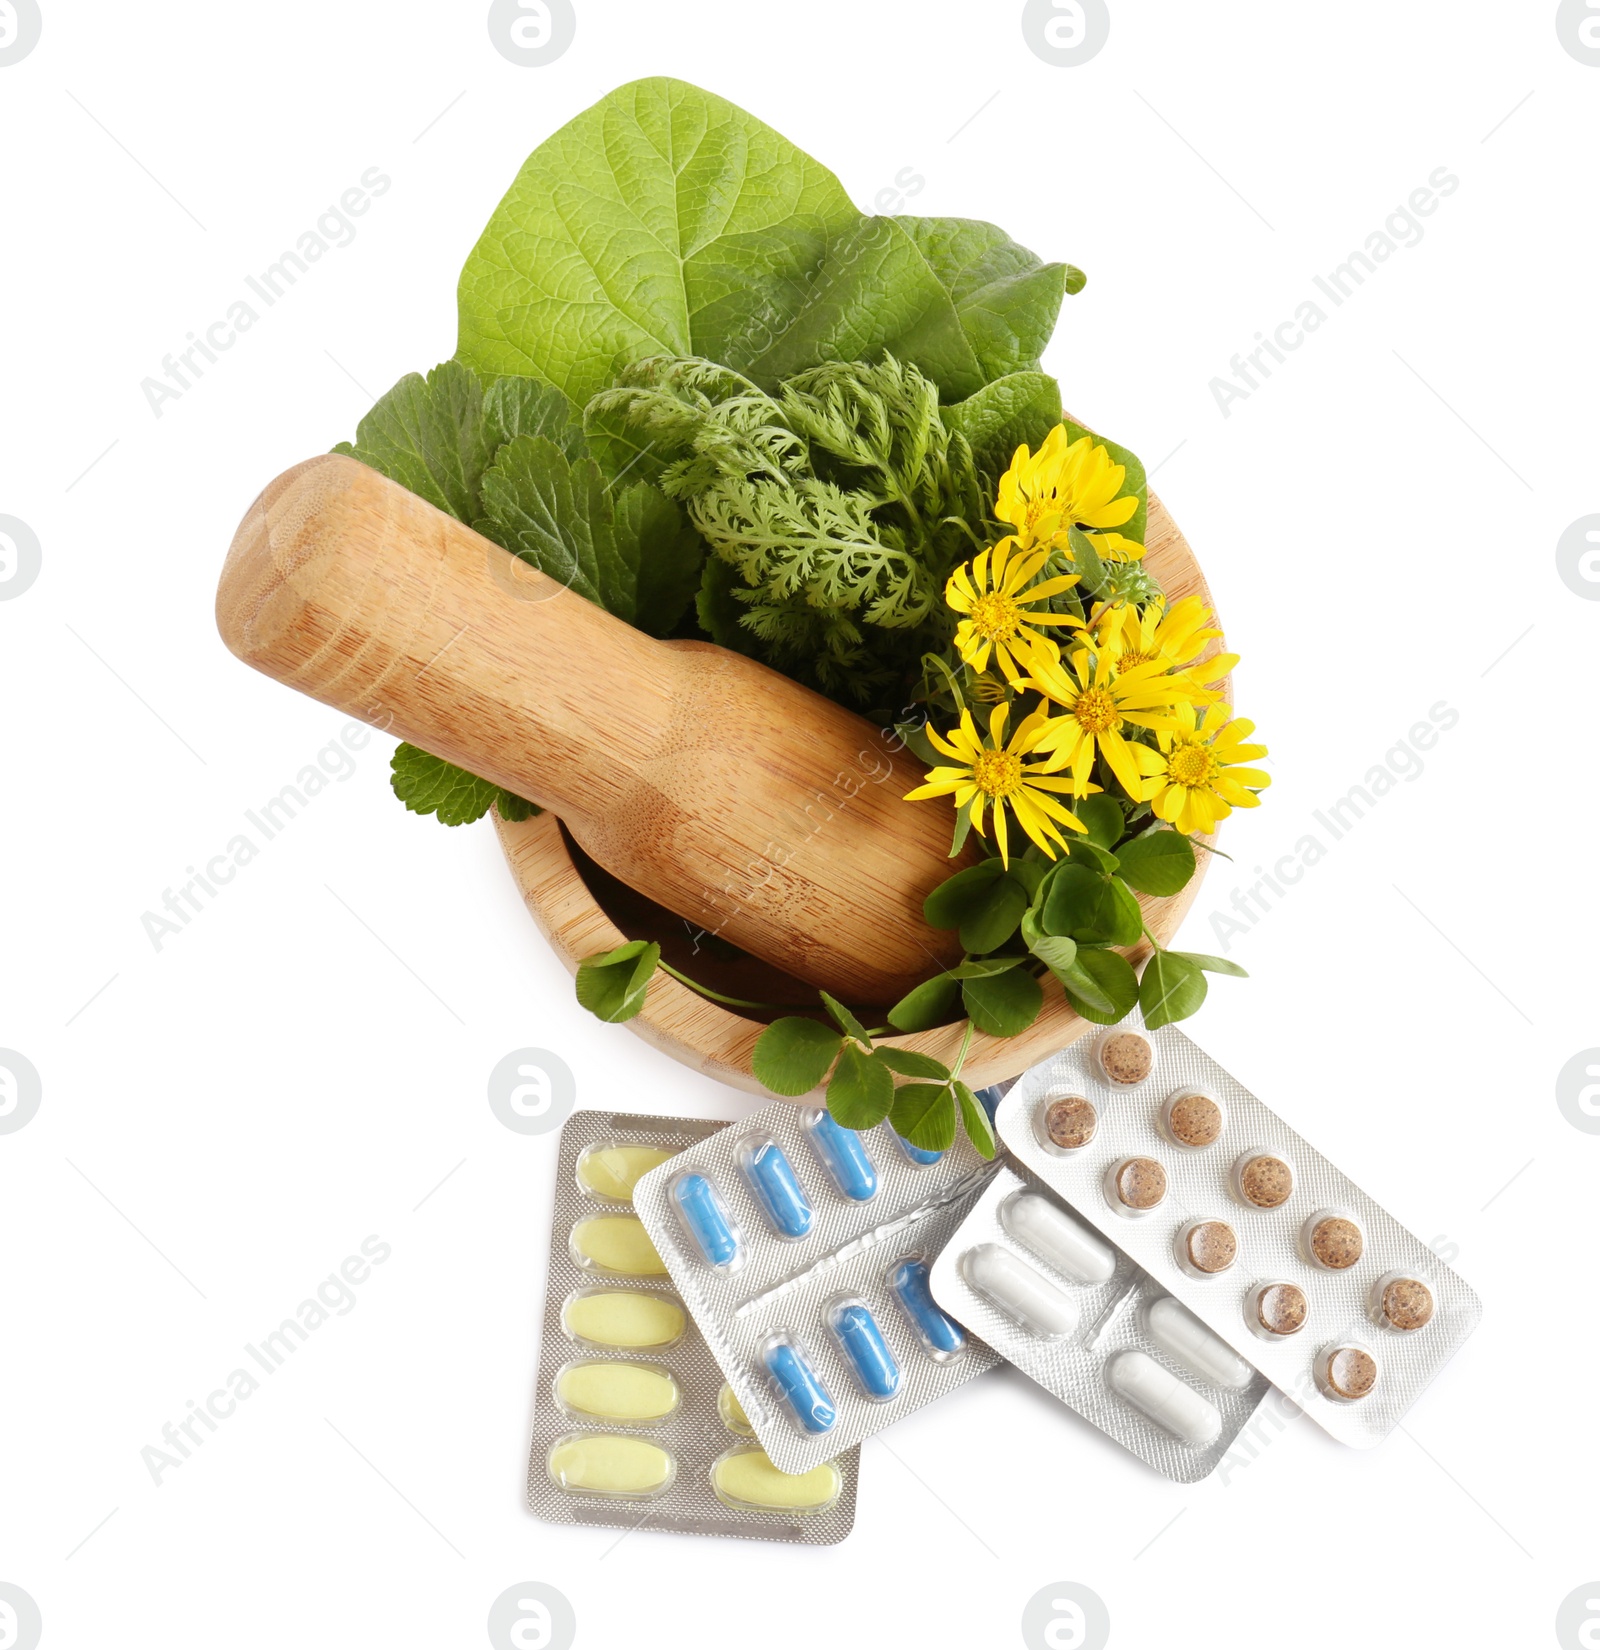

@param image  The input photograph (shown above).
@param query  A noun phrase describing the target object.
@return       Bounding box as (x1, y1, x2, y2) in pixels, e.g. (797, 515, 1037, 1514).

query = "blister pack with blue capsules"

(526, 1109, 858, 1544)
(633, 1099, 1003, 1474)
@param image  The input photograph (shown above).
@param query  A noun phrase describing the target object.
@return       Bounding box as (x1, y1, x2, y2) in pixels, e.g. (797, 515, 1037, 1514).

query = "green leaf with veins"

(962, 967, 1043, 1036)
(1139, 950, 1208, 1029)
(956, 1080, 997, 1159)
(890, 1082, 959, 1152)
(1072, 793, 1126, 852)
(477, 436, 702, 636)
(820, 990, 872, 1044)
(873, 1047, 950, 1080)
(389, 743, 538, 825)
(887, 974, 962, 1032)
(941, 370, 1063, 486)
(923, 861, 1029, 953)
(575, 940, 660, 1022)
(1168, 951, 1249, 978)
(752, 1017, 843, 1096)
(1115, 827, 1197, 897)
(1057, 947, 1139, 1025)
(1042, 865, 1142, 946)
(827, 1042, 896, 1128)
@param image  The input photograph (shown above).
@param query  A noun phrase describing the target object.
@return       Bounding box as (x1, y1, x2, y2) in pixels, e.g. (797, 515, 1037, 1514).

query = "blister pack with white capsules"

(527, 1109, 857, 1544)
(930, 1162, 1270, 1481)
(996, 1016, 1482, 1446)
(633, 1100, 1003, 1473)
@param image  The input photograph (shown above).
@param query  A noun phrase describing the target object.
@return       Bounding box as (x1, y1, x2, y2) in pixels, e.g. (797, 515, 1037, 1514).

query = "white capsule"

(962, 1243, 1079, 1340)
(1001, 1192, 1117, 1285)
(1109, 1351, 1222, 1447)
(1143, 1296, 1254, 1390)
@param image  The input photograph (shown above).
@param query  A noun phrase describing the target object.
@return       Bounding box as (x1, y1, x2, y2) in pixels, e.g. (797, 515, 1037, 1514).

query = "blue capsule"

(738, 1136, 814, 1239)
(893, 1131, 944, 1168)
(762, 1336, 836, 1434)
(804, 1110, 879, 1202)
(888, 1256, 967, 1359)
(827, 1299, 902, 1400)
(670, 1173, 741, 1270)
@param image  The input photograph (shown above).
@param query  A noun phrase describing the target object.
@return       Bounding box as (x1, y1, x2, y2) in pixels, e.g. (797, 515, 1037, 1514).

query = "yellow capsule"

(555, 1361, 680, 1425)
(571, 1215, 667, 1276)
(717, 1382, 754, 1437)
(576, 1143, 678, 1202)
(711, 1448, 841, 1513)
(562, 1290, 685, 1350)
(548, 1433, 675, 1499)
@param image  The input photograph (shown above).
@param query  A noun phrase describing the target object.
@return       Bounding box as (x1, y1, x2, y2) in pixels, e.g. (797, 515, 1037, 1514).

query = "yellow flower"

(1129, 702, 1270, 835)
(995, 425, 1140, 552)
(946, 538, 1083, 682)
(1020, 644, 1180, 799)
(1084, 531, 1145, 563)
(904, 703, 1095, 867)
(1091, 595, 1239, 701)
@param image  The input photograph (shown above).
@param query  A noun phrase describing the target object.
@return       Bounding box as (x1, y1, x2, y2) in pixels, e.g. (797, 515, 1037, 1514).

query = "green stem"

(949, 1019, 976, 1082)
(655, 962, 818, 1014)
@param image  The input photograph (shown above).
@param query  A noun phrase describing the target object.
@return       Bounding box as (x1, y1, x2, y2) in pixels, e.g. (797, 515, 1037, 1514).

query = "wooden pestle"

(216, 454, 968, 1004)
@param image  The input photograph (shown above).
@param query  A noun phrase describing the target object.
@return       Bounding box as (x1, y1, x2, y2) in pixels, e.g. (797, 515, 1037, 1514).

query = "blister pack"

(527, 1109, 858, 1544)
(633, 1100, 1003, 1474)
(929, 1162, 1270, 1481)
(997, 1017, 1482, 1446)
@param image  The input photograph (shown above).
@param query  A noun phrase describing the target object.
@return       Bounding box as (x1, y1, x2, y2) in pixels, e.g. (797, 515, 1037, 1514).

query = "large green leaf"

(1139, 950, 1208, 1029)
(942, 371, 1063, 486)
(900, 217, 1073, 383)
(741, 214, 984, 398)
(827, 1043, 896, 1129)
(575, 941, 660, 1022)
(886, 973, 962, 1033)
(456, 78, 861, 405)
(962, 967, 1043, 1037)
(334, 362, 588, 522)
(1116, 827, 1197, 898)
(1057, 947, 1140, 1025)
(1041, 865, 1143, 946)
(477, 436, 702, 636)
(923, 860, 1029, 954)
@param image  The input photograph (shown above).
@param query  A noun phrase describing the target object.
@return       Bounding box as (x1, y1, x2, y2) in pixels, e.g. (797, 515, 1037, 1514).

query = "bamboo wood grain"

(498, 481, 1223, 1096)
(216, 453, 969, 1004)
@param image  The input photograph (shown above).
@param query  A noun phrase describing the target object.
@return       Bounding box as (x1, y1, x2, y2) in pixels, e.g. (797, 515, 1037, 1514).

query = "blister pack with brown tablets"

(928, 1162, 1270, 1481)
(633, 1100, 1003, 1474)
(996, 1017, 1482, 1446)
(527, 1109, 858, 1544)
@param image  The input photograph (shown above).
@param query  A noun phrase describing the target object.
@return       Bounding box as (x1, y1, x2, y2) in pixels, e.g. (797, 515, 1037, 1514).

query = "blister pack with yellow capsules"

(930, 1162, 1270, 1481)
(996, 1016, 1482, 1447)
(633, 1099, 1002, 1475)
(527, 1109, 858, 1544)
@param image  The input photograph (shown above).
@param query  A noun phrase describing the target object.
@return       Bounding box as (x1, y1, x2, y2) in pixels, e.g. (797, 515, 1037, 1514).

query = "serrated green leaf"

(889, 1083, 959, 1152)
(827, 1042, 896, 1129)
(962, 967, 1043, 1037)
(820, 990, 871, 1045)
(1139, 950, 1208, 1029)
(390, 744, 540, 826)
(873, 1046, 950, 1080)
(886, 974, 962, 1033)
(1058, 948, 1140, 1025)
(575, 940, 660, 1022)
(478, 436, 703, 637)
(955, 1081, 997, 1159)
(752, 1017, 843, 1097)
(1169, 951, 1249, 978)
(1116, 827, 1197, 897)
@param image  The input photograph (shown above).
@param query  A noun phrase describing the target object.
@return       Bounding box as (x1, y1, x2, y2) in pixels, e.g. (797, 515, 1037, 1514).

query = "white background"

(3, 2, 1598, 1646)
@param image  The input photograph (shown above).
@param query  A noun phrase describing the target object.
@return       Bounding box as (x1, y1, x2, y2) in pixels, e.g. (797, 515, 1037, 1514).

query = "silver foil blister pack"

(527, 1109, 858, 1544)
(999, 1017, 1482, 1446)
(930, 1163, 1270, 1482)
(633, 1100, 1002, 1474)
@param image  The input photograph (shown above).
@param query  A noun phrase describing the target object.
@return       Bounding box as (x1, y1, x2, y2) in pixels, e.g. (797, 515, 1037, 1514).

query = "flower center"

(1168, 743, 1218, 788)
(1073, 685, 1119, 734)
(970, 748, 1023, 799)
(968, 590, 1023, 642)
(1117, 646, 1153, 670)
